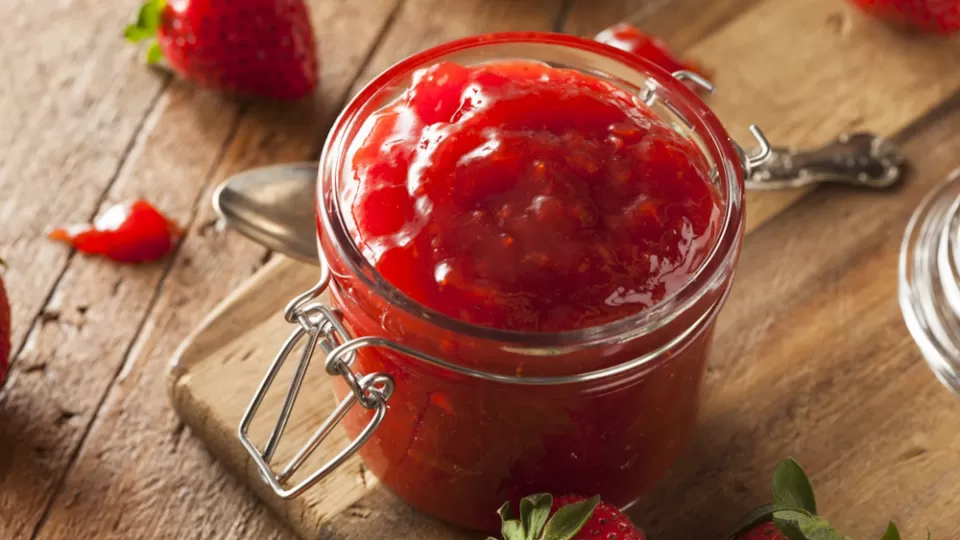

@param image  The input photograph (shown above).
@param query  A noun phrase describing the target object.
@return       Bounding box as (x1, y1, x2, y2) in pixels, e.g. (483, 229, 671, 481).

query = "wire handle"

(237, 275, 394, 500)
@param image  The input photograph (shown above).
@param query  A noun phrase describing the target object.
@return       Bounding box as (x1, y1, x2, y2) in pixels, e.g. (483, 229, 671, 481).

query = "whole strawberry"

(124, 0, 319, 101)
(0, 268, 9, 389)
(848, 0, 960, 35)
(737, 521, 786, 540)
(491, 493, 646, 540)
(729, 458, 921, 540)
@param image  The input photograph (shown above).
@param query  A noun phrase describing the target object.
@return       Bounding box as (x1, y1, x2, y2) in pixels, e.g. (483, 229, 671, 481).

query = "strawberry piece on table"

(594, 23, 709, 79)
(124, 0, 319, 101)
(848, 0, 960, 35)
(492, 493, 646, 540)
(48, 200, 184, 264)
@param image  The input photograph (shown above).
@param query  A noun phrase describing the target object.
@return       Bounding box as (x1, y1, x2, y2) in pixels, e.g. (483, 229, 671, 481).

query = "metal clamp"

(237, 269, 395, 500)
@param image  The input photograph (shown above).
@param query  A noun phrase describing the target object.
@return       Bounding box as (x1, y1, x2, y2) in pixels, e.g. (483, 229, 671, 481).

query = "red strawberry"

(124, 0, 319, 101)
(848, 0, 960, 35)
(737, 521, 785, 540)
(594, 23, 709, 79)
(493, 493, 646, 540)
(0, 267, 9, 389)
(48, 200, 184, 264)
(728, 459, 920, 540)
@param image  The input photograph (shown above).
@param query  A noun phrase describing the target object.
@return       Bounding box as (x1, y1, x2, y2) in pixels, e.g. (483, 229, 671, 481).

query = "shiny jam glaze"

(317, 33, 743, 532)
(343, 61, 720, 332)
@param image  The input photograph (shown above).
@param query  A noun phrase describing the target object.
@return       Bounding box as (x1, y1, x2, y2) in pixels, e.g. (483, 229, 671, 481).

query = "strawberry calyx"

(729, 458, 921, 540)
(124, 0, 166, 64)
(489, 494, 600, 540)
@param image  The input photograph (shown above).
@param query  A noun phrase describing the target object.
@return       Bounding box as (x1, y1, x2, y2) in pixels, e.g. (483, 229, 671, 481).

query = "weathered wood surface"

(3, 0, 960, 539)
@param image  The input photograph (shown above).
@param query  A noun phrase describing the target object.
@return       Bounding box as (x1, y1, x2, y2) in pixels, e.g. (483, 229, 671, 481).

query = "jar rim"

(317, 31, 745, 348)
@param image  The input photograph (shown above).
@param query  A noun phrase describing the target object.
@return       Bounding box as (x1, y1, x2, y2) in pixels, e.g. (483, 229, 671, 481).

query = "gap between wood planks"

(4, 74, 169, 379)
(26, 97, 247, 540)
(21, 0, 414, 537)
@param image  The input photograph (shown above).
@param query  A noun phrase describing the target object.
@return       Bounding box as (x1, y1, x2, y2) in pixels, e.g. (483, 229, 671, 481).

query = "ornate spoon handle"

(745, 132, 904, 191)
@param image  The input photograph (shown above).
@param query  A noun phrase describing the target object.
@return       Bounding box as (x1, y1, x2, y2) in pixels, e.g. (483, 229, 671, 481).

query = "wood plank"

(0, 84, 240, 540)
(19, 1, 402, 539)
(0, 0, 163, 363)
(28, 1, 568, 539)
(694, 0, 960, 233)
(0, 0, 171, 536)
(565, 0, 758, 50)
(353, 0, 570, 84)
(619, 95, 960, 538)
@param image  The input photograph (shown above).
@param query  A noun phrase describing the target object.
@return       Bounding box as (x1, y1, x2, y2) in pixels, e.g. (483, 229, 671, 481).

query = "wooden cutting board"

(168, 3, 960, 538)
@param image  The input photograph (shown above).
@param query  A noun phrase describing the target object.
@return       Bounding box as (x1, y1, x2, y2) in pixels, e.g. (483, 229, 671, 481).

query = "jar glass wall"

(316, 33, 746, 531)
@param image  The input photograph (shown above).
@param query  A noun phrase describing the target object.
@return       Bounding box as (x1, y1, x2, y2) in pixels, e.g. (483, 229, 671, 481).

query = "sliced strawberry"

(48, 200, 183, 264)
(124, 0, 319, 101)
(594, 23, 709, 80)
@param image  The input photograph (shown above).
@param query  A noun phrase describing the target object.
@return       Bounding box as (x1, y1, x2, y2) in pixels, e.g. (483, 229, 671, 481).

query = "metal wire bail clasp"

(237, 261, 395, 499)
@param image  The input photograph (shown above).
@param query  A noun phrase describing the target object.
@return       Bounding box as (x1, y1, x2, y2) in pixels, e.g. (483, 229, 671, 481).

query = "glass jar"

(900, 172, 960, 395)
(240, 32, 754, 532)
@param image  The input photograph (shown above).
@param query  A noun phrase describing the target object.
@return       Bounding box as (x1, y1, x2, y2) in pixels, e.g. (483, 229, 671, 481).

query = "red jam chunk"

(344, 61, 720, 332)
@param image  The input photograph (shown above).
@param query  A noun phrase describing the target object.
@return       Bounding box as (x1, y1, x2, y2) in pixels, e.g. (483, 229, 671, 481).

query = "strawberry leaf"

(541, 495, 600, 540)
(498, 502, 525, 540)
(146, 42, 163, 64)
(123, 24, 153, 42)
(124, 0, 166, 44)
(519, 493, 552, 540)
(773, 458, 817, 514)
(880, 522, 901, 540)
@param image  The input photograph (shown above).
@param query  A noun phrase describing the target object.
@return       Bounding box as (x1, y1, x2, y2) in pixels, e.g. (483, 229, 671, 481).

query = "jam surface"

(344, 61, 720, 332)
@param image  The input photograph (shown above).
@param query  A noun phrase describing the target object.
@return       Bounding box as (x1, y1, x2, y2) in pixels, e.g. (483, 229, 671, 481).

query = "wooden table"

(3, 0, 960, 538)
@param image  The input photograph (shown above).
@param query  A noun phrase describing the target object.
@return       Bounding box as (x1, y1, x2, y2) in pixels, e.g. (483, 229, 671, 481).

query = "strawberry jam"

(343, 61, 720, 332)
(316, 33, 744, 533)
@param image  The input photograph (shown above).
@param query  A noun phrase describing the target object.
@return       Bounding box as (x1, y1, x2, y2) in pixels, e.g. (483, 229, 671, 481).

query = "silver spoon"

(213, 132, 904, 264)
(212, 161, 320, 264)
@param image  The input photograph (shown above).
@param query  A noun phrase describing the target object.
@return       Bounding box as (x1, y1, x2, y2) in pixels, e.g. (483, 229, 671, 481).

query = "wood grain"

(0, 83, 240, 540)
(0, 0, 164, 366)
(0, 0, 170, 536)
(165, 2, 960, 540)
(565, 0, 758, 49)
